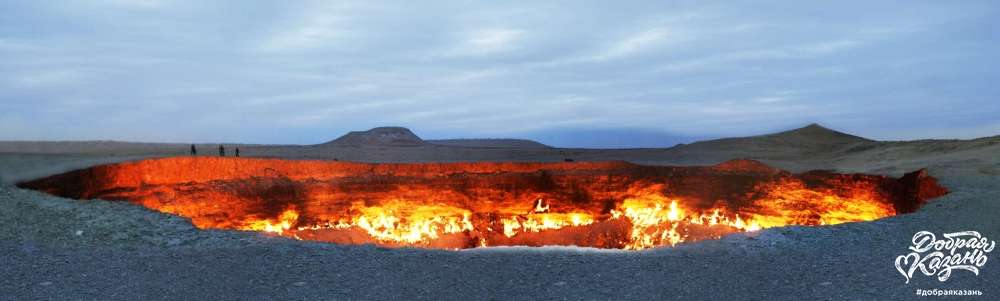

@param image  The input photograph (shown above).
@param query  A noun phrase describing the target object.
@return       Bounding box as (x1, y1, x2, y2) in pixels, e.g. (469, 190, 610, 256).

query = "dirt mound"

(321, 127, 426, 147)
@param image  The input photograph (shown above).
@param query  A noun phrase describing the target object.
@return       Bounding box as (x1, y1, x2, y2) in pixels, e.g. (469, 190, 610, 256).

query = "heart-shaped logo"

(895, 253, 919, 284)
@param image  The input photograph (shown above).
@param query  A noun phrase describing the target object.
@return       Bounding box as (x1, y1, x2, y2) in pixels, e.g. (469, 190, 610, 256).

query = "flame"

(239, 179, 895, 249)
(533, 198, 550, 213)
(744, 179, 896, 228)
(21, 157, 945, 250)
(245, 208, 299, 234)
(291, 200, 474, 244)
(501, 212, 595, 237)
(605, 183, 893, 249)
(176, 180, 902, 248)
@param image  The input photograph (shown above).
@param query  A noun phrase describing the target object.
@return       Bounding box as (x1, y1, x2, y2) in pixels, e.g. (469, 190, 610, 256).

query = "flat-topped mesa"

(18, 157, 948, 250)
(321, 126, 426, 146)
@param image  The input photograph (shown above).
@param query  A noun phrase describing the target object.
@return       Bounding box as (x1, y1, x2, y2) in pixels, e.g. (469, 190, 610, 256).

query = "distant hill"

(3, 123, 998, 175)
(321, 127, 551, 148)
(677, 123, 873, 152)
(757, 123, 872, 144)
(427, 139, 551, 149)
(320, 127, 426, 147)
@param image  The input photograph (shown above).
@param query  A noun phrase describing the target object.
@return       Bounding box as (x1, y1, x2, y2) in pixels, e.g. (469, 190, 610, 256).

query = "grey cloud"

(0, 0, 998, 145)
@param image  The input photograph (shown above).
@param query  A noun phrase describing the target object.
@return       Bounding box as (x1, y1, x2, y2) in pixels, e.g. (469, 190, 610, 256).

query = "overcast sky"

(1, 1, 998, 147)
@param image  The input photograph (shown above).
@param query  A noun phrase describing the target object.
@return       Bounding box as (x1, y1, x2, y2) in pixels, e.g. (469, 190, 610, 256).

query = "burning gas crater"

(19, 157, 947, 250)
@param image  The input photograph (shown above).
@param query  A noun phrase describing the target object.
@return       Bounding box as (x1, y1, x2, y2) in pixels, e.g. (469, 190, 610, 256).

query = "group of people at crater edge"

(189, 144, 238, 157)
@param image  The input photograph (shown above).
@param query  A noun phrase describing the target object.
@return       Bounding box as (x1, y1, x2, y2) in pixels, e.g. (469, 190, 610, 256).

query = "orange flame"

(18, 157, 947, 250)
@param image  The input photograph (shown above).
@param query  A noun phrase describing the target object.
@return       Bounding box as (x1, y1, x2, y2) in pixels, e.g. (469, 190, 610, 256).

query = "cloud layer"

(1, 1, 998, 146)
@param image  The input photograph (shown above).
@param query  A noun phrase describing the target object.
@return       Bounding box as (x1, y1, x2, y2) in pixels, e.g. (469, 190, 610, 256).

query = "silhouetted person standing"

(219, 145, 225, 157)
(235, 148, 240, 157)
(190, 144, 197, 156)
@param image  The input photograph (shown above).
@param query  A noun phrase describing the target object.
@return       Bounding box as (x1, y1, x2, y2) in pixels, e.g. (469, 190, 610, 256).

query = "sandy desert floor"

(1, 125, 998, 300)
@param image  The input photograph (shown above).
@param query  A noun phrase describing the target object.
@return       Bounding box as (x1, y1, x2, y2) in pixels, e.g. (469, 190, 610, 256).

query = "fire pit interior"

(18, 157, 948, 250)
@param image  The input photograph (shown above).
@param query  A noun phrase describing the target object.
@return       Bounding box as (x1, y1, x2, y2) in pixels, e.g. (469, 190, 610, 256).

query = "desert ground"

(1, 124, 998, 300)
